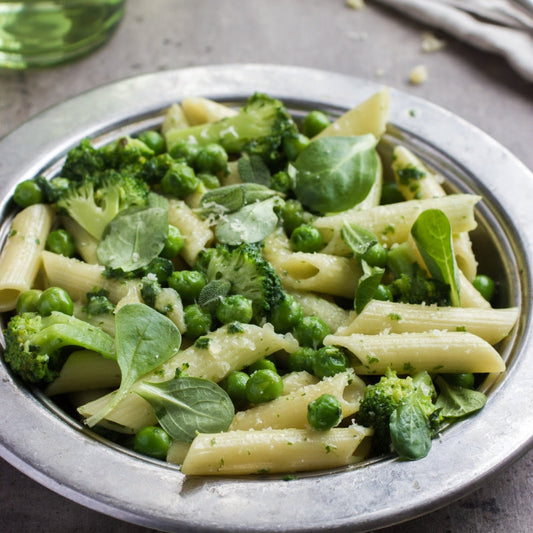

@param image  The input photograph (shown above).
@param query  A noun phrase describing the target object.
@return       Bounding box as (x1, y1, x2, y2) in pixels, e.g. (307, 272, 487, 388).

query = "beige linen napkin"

(373, 0, 533, 82)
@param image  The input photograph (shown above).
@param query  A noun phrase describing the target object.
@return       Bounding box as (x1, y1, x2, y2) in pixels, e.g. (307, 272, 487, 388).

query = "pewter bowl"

(0, 65, 532, 532)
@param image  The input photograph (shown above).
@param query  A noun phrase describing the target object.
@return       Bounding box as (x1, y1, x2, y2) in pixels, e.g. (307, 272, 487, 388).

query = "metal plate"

(0, 64, 532, 533)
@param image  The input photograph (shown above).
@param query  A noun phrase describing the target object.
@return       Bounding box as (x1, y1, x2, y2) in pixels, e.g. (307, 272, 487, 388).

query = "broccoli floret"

(355, 368, 438, 457)
(56, 169, 150, 240)
(100, 136, 154, 169)
(3, 311, 115, 385)
(82, 288, 115, 318)
(391, 265, 451, 306)
(60, 138, 108, 182)
(195, 243, 285, 322)
(165, 93, 297, 169)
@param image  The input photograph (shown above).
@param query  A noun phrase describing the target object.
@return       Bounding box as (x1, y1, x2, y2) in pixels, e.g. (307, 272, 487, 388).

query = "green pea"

(245, 369, 283, 404)
(472, 274, 495, 302)
(16, 289, 42, 314)
(286, 346, 316, 374)
(160, 225, 185, 259)
(293, 316, 331, 349)
(168, 140, 200, 165)
(307, 394, 343, 431)
(45, 229, 76, 257)
(269, 170, 292, 194)
(160, 162, 200, 198)
(269, 294, 304, 333)
(283, 132, 310, 161)
(442, 373, 476, 390)
(137, 130, 166, 155)
(373, 284, 393, 302)
(142, 257, 174, 284)
(197, 172, 221, 190)
(312, 345, 347, 379)
(280, 199, 309, 236)
(195, 143, 228, 174)
(216, 295, 253, 325)
(184, 304, 212, 338)
(133, 426, 171, 460)
(290, 224, 324, 253)
(301, 110, 331, 138)
(248, 358, 277, 374)
(361, 242, 388, 268)
(37, 286, 74, 316)
(221, 371, 249, 409)
(380, 182, 405, 205)
(13, 179, 44, 207)
(168, 270, 206, 304)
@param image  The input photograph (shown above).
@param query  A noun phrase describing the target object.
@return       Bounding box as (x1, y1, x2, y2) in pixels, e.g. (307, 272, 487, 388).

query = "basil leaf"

(215, 197, 280, 245)
(196, 183, 278, 219)
(198, 279, 231, 310)
(237, 153, 271, 186)
(84, 303, 182, 427)
(410, 209, 461, 306)
(293, 135, 379, 214)
(434, 376, 487, 419)
(136, 376, 235, 442)
(390, 397, 432, 460)
(354, 261, 385, 314)
(341, 222, 378, 257)
(97, 193, 168, 272)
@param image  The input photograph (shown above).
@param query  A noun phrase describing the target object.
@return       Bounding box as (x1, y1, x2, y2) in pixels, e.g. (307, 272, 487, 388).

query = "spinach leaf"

(341, 222, 378, 258)
(410, 209, 461, 307)
(237, 153, 271, 186)
(196, 183, 278, 219)
(434, 376, 486, 419)
(84, 303, 182, 427)
(389, 397, 432, 460)
(97, 193, 168, 272)
(136, 376, 235, 442)
(293, 135, 379, 214)
(354, 261, 385, 314)
(215, 197, 281, 245)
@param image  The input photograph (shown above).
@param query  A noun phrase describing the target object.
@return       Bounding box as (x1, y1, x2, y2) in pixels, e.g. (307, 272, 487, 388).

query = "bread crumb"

(421, 31, 446, 53)
(409, 65, 428, 85)
(346, 0, 365, 9)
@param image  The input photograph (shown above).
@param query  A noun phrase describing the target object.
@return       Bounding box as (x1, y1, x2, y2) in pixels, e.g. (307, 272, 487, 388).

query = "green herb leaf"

(410, 209, 461, 306)
(84, 303, 181, 427)
(389, 397, 432, 460)
(215, 197, 280, 245)
(97, 193, 168, 272)
(354, 261, 385, 314)
(237, 153, 272, 186)
(136, 376, 235, 442)
(198, 279, 231, 309)
(293, 135, 379, 214)
(341, 222, 378, 257)
(196, 183, 278, 219)
(434, 376, 486, 419)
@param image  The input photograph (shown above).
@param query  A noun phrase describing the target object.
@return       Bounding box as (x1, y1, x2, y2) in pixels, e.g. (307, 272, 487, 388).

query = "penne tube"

(281, 371, 320, 394)
(180, 426, 373, 475)
(326, 331, 506, 374)
(0, 204, 54, 312)
(60, 215, 99, 264)
(229, 370, 365, 431)
(314, 194, 480, 256)
(339, 300, 518, 345)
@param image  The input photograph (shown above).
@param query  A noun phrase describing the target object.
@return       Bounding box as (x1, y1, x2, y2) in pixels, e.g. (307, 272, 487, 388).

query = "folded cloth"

(373, 0, 533, 82)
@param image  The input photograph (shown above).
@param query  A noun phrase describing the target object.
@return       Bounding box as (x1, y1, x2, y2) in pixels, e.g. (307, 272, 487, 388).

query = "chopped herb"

(195, 336, 211, 349)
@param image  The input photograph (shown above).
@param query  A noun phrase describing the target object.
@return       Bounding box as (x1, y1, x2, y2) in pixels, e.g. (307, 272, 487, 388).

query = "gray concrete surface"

(0, 1, 532, 532)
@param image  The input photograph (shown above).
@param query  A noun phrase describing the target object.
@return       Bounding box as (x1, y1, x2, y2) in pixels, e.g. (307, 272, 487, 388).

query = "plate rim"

(1, 64, 532, 533)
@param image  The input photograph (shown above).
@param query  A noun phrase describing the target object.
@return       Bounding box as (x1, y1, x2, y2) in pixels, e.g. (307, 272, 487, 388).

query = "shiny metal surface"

(0, 64, 532, 533)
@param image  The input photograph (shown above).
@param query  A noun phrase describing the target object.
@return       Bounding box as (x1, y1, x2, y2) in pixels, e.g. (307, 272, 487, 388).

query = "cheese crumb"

(346, 0, 365, 9)
(409, 65, 428, 85)
(421, 31, 446, 53)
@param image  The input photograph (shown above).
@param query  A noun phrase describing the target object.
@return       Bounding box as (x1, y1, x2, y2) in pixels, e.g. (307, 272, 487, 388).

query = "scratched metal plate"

(0, 65, 532, 532)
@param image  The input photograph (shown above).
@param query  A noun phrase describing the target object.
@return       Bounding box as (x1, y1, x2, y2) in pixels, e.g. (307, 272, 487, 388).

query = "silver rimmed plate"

(0, 64, 532, 532)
